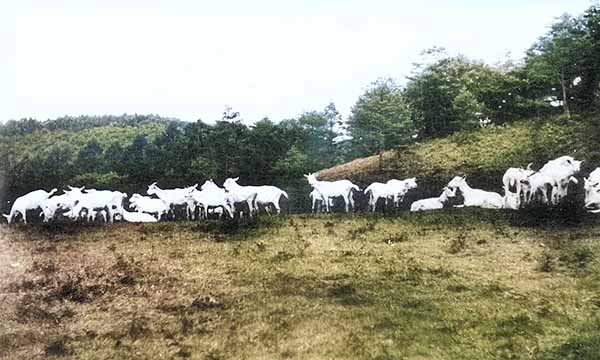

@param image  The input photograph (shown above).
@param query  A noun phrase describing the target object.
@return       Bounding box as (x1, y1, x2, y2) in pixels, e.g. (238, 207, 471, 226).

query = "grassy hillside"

(1, 212, 600, 359)
(0, 122, 168, 165)
(319, 114, 600, 202)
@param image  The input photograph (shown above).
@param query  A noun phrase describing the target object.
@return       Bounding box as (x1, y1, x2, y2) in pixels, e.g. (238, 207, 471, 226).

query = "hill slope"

(319, 115, 600, 199)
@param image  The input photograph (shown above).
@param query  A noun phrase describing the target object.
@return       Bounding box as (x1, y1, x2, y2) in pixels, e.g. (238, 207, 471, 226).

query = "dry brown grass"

(1, 211, 599, 359)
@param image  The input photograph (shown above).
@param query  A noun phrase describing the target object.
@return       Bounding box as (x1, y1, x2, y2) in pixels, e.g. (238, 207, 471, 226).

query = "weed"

(384, 232, 408, 244)
(127, 317, 151, 340)
(559, 246, 595, 271)
(32, 259, 57, 274)
(52, 274, 95, 303)
(271, 251, 295, 263)
(190, 295, 223, 310)
(347, 221, 377, 240)
(255, 241, 267, 252)
(45, 337, 72, 357)
(15, 298, 75, 324)
(537, 251, 556, 272)
(494, 313, 542, 338)
(447, 232, 468, 254)
(535, 334, 600, 359)
(112, 253, 144, 285)
(180, 316, 194, 334)
(176, 347, 192, 358)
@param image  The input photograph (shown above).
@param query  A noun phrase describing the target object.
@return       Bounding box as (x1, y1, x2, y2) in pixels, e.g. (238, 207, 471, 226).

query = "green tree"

(75, 139, 104, 173)
(347, 78, 415, 157)
(405, 55, 528, 138)
(524, 12, 599, 116)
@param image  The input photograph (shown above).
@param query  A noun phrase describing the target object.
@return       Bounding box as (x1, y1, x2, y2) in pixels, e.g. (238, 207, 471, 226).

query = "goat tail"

(352, 184, 361, 192)
(281, 190, 289, 199)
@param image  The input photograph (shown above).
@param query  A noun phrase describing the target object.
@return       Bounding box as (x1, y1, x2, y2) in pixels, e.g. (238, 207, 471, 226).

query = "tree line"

(1, 5, 599, 212)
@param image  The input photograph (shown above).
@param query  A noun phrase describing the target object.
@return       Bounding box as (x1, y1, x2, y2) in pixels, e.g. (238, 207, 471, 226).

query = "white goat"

(3, 188, 57, 224)
(187, 180, 234, 219)
(583, 168, 600, 212)
(129, 193, 169, 220)
(503, 190, 520, 210)
(520, 172, 555, 204)
(223, 178, 288, 215)
(56, 186, 87, 219)
(70, 190, 127, 223)
(538, 156, 582, 204)
(364, 182, 393, 212)
(309, 189, 328, 213)
(447, 176, 503, 209)
(304, 173, 360, 213)
(410, 187, 456, 212)
(387, 177, 418, 207)
(502, 165, 533, 208)
(221, 178, 258, 217)
(39, 193, 72, 222)
(147, 182, 196, 219)
(121, 209, 159, 223)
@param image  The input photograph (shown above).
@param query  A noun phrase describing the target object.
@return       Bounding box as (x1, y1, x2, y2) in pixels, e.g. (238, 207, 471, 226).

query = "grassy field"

(1, 211, 600, 359)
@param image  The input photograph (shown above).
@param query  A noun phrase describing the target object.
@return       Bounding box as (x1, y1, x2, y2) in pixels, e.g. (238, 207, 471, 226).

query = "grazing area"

(2, 210, 600, 359)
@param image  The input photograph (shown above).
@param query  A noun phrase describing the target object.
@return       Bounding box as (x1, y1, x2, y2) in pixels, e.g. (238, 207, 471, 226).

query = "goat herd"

(3, 155, 600, 225)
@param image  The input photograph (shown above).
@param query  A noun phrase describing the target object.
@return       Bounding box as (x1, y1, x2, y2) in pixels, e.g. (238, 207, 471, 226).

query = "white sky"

(0, 0, 594, 124)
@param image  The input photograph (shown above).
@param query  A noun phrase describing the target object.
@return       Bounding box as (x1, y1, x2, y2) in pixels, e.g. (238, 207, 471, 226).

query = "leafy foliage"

(347, 79, 415, 157)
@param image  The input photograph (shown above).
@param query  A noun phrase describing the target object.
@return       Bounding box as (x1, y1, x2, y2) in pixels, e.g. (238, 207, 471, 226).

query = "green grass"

(1, 210, 600, 359)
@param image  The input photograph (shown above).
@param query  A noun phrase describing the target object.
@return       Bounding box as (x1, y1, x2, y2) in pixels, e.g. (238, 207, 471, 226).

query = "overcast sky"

(0, 0, 594, 124)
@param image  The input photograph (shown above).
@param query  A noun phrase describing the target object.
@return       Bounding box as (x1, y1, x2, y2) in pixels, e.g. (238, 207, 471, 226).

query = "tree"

(405, 55, 529, 138)
(347, 79, 415, 157)
(121, 136, 160, 186)
(582, 4, 600, 111)
(75, 140, 104, 173)
(297, 105, 340, 169)
(524, 12, 599, 116)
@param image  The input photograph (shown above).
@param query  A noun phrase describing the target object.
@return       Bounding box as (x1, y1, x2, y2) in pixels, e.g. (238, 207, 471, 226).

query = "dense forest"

(1, 5, 600, 212)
